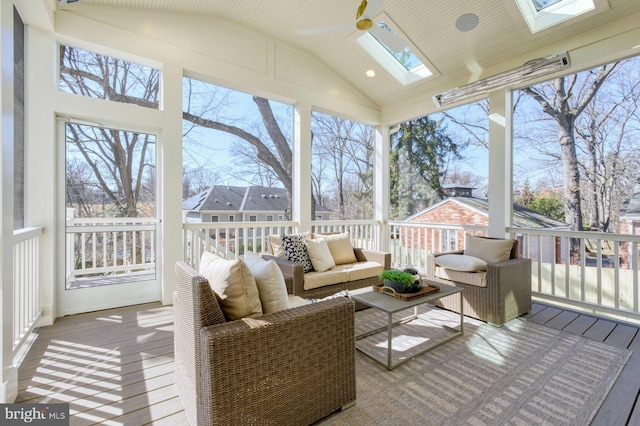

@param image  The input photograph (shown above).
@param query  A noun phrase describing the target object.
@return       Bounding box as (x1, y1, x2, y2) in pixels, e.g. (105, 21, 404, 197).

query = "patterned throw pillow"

(281, 233, 314, 273)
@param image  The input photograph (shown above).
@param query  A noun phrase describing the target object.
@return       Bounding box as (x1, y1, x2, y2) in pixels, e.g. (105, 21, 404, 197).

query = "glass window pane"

(59, 45, 160, 109)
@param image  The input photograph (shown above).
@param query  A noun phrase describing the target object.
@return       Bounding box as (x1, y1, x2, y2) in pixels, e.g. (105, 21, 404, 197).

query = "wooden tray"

(373, 283, 440, 300)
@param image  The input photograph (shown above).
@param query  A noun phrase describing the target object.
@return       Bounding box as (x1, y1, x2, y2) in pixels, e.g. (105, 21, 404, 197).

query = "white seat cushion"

(332, 261, 384, 281)
(435, 266, 488, 288)
(435, 254, 487, 272)
(303, 269, 350, 290)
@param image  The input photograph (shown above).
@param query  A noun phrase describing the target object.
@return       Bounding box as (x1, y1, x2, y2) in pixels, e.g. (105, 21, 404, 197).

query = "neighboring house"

(405, 186, 569, 262)
(619, 184, 640, 263)
(183, 185, 332, 224)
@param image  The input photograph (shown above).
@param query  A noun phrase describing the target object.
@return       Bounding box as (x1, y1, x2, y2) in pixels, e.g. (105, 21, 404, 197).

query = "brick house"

(405, 186, 568, 260)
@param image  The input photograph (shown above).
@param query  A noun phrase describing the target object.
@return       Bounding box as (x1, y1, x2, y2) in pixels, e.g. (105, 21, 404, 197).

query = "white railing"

(13, 227, 44, 356)
(387, 221, 489, 270)
(509, 227, 640, 323)
(183, 221, 298, 268)
(66, 217, 156, 283)
(311, 220, 381, 251)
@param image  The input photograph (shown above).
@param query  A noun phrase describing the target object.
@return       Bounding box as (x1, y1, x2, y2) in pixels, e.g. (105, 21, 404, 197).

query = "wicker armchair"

(263, 248, 391, 310)
(174, 261, 356, 426)
(425, 239, 531, 325)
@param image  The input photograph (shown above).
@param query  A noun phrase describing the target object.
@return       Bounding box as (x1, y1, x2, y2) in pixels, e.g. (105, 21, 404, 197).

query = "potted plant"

(379, 269, 421, 294)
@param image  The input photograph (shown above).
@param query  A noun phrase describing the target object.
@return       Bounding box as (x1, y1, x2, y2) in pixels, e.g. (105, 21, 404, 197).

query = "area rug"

(319, 307, 631, 425)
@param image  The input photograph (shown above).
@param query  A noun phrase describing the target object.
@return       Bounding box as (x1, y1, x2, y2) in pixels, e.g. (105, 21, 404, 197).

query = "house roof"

(182, 185, 331, 213)
(57, 0, 640, 115)
(408, 196, 568, 229)
(620, 184, 640, 219)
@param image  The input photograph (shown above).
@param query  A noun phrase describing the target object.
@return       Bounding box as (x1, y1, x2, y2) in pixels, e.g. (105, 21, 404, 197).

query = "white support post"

(487, 89, 513, 238)
(294, 103, 312, 232)
(375, 125, 390, 251)
(0, 0, 17, 403)
(160, 64, 184, 305)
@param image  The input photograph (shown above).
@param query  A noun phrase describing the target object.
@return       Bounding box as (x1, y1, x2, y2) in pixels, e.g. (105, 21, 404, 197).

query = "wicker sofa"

(425, 237, 531, 325)
(174, 261, 356, 426)
(263, 247, 391, 309)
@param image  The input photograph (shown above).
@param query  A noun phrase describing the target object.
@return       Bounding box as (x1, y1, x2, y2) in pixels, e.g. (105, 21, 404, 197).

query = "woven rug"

(319, 307, 631, 425)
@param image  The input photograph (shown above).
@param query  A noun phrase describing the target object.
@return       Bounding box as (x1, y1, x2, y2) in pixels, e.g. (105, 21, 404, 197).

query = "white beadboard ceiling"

(59, 0, 640, 110)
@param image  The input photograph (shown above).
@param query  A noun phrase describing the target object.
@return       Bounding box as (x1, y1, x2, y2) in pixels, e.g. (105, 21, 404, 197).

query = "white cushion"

(305, 238, 336, 272)
(244, 251, 290, 314)
(332, 261, 385, 281)
(268, 235, 285, 258)
(317, 232, 357, 265)
(435, 254, 487, 272)
(303, 270, 350, 290)
(199, 251, 263, 321)
(287, 294, 311, 308)
(464, 236, 514, 264)
(435, 267, 488, 288)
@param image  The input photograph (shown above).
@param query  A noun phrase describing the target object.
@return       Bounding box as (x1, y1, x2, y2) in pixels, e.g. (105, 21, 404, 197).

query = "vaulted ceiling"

(57, 0, 640, 112)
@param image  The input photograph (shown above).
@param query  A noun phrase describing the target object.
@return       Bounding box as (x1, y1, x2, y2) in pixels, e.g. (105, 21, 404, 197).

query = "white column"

(160, 64, 183, 305)
(26, 26, 56, 326)
(487, 89, 513, 237)
(293, 102, 312, 232)
(375, 125, 390, 251)
(0, 0, 17, 403)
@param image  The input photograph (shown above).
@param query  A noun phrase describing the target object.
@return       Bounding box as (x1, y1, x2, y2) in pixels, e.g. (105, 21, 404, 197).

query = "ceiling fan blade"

(368, 24, 409, 51)
(296, 21, 355, 35)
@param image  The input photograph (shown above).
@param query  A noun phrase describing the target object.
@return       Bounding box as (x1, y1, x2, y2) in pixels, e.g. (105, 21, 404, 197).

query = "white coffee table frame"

(349, 281, 464, 371)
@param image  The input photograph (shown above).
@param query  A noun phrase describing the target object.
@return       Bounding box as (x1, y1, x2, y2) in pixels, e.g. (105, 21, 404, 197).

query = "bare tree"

(520, 63, 618, 231)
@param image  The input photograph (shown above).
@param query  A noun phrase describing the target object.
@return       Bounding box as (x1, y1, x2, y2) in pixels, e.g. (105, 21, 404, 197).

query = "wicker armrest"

(353, 248, 391, 269)
(487, 257, 532, 290)
(261, 254, 305, 294)
(199, 297, 356, 425)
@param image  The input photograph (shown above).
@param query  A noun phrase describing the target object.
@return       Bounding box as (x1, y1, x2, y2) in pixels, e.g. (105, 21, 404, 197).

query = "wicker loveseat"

(174, 261, 356, 426)
(263, 247, 391, 308)
(425, 236, 532, 325)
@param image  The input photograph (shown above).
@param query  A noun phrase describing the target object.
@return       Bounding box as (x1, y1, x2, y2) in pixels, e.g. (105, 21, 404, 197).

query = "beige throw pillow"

(464, 236, 514, 264)
(317, 232, 357, 265)
(199, 251, 263, 321)
(268, 235, 285, 258)
(305, 238, 336, 272)
(244, 251, 290, 313)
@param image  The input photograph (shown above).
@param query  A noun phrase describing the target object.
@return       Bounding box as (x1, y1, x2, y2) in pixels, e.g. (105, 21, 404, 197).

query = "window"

(59, 45, 160, 108)
(312, 111, 374, 220)
(228, 215, 235, 222)
(509, 0, 609, 33)
(211, 215, 219, 222)
(249, 215, 257, 222)
(443, 230, 458, 252)
(266, 215, 273, 221)
(356, 15, 437, 86)
(278, 215, 284, 221)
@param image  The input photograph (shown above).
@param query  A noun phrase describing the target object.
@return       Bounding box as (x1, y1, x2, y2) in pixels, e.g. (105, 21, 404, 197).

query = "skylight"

(509, 0, 609, 33)
(356, 17, 438, 86)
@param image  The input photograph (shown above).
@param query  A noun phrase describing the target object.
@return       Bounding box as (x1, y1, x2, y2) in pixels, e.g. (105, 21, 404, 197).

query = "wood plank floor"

(15, 302, 640, 425)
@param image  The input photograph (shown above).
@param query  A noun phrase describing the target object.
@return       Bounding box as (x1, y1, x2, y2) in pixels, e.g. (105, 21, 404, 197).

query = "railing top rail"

(66, 224, 156, 233)
(68, 217, 158, 225)
(386, 221, 488, 232)
(311, 220, 381, 226)
(507, 227, 640, 243)
(13, 226, 44, 243)
(183, 221, 298, 230)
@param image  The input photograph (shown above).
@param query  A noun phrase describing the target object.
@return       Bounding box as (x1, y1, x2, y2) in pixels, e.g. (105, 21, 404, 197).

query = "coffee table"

(349, 280, 463, 370)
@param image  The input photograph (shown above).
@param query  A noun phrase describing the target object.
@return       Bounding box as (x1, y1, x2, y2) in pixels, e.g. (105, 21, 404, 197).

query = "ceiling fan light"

(357, 19, 373, 31)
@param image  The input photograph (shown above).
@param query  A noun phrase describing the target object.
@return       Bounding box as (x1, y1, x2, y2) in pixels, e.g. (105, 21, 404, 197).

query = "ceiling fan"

(296, 0, 409, 52)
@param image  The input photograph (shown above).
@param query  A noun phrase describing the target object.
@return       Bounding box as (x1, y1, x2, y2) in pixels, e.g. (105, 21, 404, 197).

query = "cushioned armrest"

(199, 297, 356, 425)
(354, 248, 391, 269)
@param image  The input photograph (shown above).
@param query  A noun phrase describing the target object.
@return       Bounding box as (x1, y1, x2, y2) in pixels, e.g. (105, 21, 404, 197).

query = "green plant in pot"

(379, 269, 421, 294)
